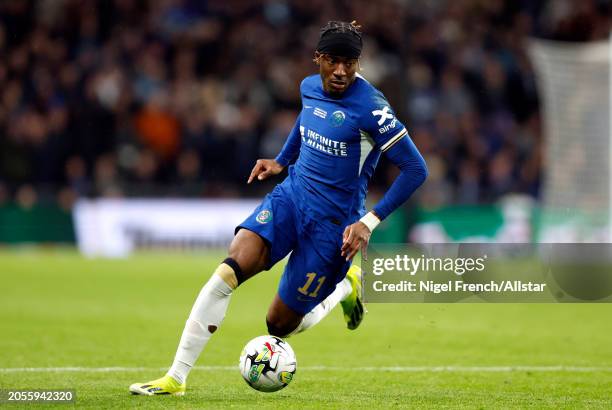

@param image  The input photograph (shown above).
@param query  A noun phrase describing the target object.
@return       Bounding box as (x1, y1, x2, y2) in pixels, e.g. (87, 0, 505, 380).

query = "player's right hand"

(247, 159, 284, 184)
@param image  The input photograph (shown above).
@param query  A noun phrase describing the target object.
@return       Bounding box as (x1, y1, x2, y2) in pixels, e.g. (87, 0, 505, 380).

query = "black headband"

(316, 31, 362, 59)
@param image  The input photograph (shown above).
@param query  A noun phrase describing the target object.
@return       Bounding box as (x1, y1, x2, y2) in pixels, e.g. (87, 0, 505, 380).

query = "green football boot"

(340, 265, 366, 330)
(129, 375, 186, 396)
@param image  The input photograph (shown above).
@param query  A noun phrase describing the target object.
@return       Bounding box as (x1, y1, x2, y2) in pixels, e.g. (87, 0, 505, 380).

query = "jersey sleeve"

(362, 92, 408, 153)
(372, 134, 428, 220)
(275, 112, 302, 167)
(362, 91, 428, 220)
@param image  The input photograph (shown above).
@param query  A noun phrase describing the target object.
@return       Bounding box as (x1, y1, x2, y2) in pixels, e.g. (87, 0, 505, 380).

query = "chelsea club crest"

(329, 110, 345, 127)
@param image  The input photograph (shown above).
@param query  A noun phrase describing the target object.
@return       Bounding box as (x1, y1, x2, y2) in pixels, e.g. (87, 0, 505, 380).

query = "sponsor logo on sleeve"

(372, 105, 397, 133)
(372, 106, 394, 125)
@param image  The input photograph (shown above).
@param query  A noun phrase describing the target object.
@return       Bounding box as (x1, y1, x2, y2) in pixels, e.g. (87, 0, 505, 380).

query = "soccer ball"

(239, 335, 297, 392)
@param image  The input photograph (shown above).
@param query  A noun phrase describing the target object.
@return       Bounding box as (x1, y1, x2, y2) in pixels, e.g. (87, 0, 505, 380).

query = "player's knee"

(227, 229, 269, 280)
(266, 317, 296, 338)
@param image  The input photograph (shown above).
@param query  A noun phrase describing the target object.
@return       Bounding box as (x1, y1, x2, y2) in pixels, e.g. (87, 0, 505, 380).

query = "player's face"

(316, 53, 358, 96)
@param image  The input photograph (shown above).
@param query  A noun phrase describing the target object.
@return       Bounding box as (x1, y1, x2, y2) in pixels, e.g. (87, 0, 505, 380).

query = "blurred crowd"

(0, 0, 611, 210)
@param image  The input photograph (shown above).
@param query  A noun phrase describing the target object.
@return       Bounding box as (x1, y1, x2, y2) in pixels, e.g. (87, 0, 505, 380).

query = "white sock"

(167, 273, 233, 384)
(289, 277, 352, 336)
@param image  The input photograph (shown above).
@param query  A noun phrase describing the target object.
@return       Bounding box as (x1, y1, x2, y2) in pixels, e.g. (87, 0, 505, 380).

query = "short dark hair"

(319, 21, 362, 41)
(316, 21, 363, 58)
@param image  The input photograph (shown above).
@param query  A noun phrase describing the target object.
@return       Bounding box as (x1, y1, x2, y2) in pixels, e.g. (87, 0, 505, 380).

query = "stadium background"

(3, 0, 610, 245)
(1, 1, 611, 408)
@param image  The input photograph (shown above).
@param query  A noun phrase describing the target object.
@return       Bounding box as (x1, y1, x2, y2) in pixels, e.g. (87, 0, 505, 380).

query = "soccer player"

(129, 20, 427, 396)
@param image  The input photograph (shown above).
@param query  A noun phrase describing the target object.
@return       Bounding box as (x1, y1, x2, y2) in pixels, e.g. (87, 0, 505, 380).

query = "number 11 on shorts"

(297, 273, 325, 298)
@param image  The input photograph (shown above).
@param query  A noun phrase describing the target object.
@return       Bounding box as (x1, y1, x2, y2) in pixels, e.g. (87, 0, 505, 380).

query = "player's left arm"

(341, 134, 427, 260)
(371, 134, 428, 220)
(341, 98, 427, 261)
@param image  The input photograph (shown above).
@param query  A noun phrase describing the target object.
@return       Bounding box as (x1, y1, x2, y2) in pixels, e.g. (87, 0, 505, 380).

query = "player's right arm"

(248, 113, 302, 183)
(274, 112, 302, 167)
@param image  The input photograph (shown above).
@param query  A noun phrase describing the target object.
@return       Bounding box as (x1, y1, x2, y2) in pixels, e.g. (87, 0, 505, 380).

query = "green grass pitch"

(0, 249, 611, 409)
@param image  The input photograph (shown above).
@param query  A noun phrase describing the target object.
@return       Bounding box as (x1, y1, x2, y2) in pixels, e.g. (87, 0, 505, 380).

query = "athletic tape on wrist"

(359, 212, 381, 233)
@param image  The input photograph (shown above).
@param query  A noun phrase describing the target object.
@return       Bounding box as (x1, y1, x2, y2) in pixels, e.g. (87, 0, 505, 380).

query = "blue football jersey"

(275, 74, 426, 225)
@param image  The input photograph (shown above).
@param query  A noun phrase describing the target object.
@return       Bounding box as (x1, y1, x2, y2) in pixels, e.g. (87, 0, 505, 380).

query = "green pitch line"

(2, 365, 612, 373)
(0, 249, 611, 409)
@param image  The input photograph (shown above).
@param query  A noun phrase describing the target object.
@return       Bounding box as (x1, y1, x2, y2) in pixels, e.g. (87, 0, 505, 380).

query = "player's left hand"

(341, 221, 371, 261)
